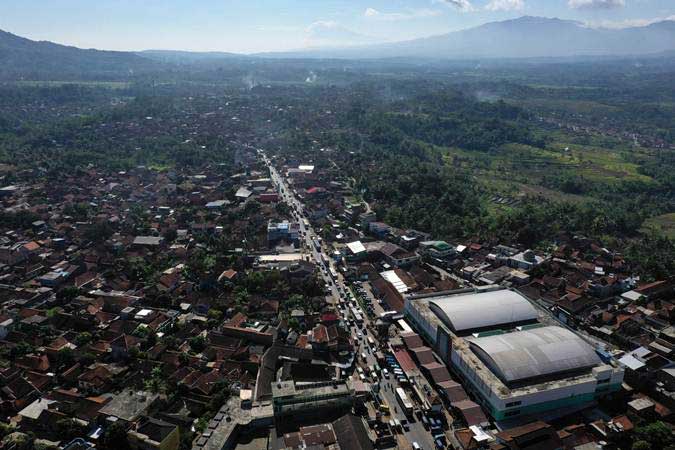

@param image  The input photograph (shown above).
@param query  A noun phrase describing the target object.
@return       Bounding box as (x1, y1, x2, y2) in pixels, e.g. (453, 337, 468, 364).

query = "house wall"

(129, 426, 180, 450)
(221, 326, 273, 346)
(273, 391, 352, 416)
(403, 300, 438, 348)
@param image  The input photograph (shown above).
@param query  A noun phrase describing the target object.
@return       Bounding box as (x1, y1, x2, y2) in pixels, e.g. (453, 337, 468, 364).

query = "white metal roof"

(346, 241, 366, 254)
(621, 290, 643, 302)
(428, 290, 537, 333)
(381, 270, 409, 293)
(467, 326, 601, 384)
(258, 253, 304, 262)
(235, 186, 252, 198)
(618, 354, 645, 371)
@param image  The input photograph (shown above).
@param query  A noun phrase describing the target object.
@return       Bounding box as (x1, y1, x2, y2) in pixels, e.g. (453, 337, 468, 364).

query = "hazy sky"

(2, 0, 674, 53)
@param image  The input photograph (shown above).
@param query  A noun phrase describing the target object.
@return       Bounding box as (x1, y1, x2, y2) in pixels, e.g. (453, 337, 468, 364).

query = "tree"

(83, 221, 114, 243)
(1, 432, 34, 450)
(100, 421, 130, 450)
(185, 251, 217, 285)
(56, 348, 75, 368)
(133, 326, 150, 339)
(194, 416, 209, 433)
(57, 286, 80, 303)
(162, 228, 178, 243)
(633, 421, 673, 450)
(55, 418, 85, 441)
(633, 441, 652, 450)
(162, 335, 179, 350)
(144, 366, 166, 393)
(74, 332, 92, 346)
(128, 346, 141, 359)
(626, 232, 675, 282)
(10, 341, 33, 360)
(0, 422, 14, 439)
(122, 256, 156, 283)
(188, 336, 206, 353)
(207, 309, 223, 321)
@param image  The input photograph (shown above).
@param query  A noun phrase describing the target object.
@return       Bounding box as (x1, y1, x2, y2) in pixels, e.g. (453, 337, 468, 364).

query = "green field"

(641, 213, 675, 239)
(440, 139, 653, 202)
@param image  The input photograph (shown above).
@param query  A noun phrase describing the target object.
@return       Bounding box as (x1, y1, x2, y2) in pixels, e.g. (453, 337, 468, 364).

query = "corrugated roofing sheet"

(467, 326, 601, 384)
(428, 290, 537, 333)
(381, 270, 409, 294)
(346, 241, 366, 254)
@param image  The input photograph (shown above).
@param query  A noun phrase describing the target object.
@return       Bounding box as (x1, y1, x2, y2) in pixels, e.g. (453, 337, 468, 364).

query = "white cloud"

(305, 21, 379, 48)
(485, 0, 524, 11)
(585, 14, 675, 28)
(306, 20, 339, 33)
(364, 8, 379, 17)
(433, 0, 474, 12)
(568, 0, 624, 10)
(364, 7, 441, 21)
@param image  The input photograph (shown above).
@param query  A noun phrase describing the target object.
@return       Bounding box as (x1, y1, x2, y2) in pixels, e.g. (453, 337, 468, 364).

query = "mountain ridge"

(0, 29, 159, 80)
(2, 16, 675, 79)
(256, 16, 675, 59)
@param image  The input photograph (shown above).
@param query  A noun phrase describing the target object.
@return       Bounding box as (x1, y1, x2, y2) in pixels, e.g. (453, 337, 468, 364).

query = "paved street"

(263, 152, 448, 450)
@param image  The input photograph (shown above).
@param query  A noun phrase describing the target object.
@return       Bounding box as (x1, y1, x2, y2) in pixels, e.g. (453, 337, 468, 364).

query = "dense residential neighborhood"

(0, 140, 672, 450)
(0, 9, 674, 447)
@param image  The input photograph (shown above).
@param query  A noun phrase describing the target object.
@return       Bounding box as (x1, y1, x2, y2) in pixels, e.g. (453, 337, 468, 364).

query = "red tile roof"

(452, 400, 488, 426)
(393, 349, 417, 373)
(422, 362, 451, 384)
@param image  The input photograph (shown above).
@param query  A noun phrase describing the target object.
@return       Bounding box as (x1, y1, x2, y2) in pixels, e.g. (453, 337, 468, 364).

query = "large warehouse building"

(404, 288, 624, 422)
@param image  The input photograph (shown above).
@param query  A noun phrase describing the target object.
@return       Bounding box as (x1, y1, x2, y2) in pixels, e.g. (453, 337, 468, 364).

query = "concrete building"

(345, 241, 367, 262)
(267, 220, 300, 245)
(128, 417, 180, 450)
(508, 249, 544, 270)
(271, 380, 352, 417)
(133, 236, 164, 248)
(419, 240, 456, 259)
(404, 289, 624, 422)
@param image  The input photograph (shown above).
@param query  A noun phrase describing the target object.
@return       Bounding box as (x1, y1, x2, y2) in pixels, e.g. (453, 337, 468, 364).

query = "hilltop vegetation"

(0, 56, 673, 279)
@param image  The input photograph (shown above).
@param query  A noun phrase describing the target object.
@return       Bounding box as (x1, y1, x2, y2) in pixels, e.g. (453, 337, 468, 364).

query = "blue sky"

(2, 0, 674, 53)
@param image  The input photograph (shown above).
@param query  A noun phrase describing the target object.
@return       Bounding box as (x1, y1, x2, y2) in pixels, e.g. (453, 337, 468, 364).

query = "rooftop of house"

(97, 390, 159, 422)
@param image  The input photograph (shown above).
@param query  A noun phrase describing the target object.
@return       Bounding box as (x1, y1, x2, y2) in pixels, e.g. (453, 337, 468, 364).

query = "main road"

(262, 152, 440, 450)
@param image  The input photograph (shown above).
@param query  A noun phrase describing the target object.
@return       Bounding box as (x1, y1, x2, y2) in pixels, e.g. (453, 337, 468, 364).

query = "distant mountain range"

(139, 50, 243, 64)
(261, 16, 675, 59)
(1, 16, 675, 80)
(0, 29, 158, 80)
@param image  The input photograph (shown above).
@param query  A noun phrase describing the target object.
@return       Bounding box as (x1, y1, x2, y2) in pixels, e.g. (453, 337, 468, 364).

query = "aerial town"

(0, 139, 672, 450)
(2, 0, 675, 447)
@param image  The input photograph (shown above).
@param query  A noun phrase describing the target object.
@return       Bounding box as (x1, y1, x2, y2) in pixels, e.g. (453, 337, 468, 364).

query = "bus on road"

(395, 387, 414, 417)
